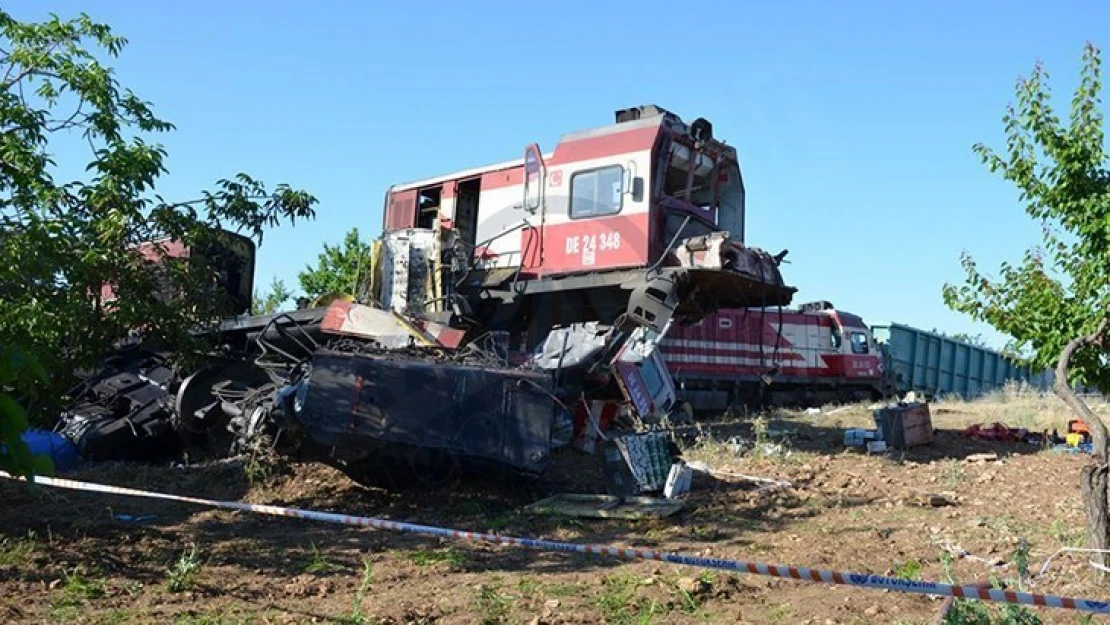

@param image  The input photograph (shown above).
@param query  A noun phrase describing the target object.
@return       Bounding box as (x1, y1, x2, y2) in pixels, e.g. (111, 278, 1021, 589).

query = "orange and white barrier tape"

(2, 470, 1108, 614)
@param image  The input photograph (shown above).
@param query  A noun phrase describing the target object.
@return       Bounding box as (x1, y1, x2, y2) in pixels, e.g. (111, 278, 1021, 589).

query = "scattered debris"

(961, 422, 1040, 444)
(521, 494, 684, 519)
(907, 492, 958, 508)
(114, 513, 157, 523)
(602, 431, 677, 497)
(937, 541, 1008, 569)
(683, 461, 793, 496)
(867, 440, 888, 455)
(663, 462, 694, 498)
(1052, 442, 1094, 454)
(965, 452, 999, 464)
(843, 428, 880, 448)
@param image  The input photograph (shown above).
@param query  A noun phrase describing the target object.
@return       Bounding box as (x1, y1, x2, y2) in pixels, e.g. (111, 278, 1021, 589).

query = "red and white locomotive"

(373, 104, 794, 353)
(659, 301, 886, 413)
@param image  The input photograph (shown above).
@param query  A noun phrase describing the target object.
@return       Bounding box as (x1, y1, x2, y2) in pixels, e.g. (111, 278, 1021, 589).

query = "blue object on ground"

(1052, 443, 1094, 454)
(20, 429, 80, 472)
(114, 514, 157, 523)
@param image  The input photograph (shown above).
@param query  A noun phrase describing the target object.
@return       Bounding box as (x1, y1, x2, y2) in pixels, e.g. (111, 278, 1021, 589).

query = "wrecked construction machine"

(57, 104, 796, 493)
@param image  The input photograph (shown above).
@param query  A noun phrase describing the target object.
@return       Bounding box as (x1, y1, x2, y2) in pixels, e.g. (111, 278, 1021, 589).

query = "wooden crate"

(874, 402, 934, 450)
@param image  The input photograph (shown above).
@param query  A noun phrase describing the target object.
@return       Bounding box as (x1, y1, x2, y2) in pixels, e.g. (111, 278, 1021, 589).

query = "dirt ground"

(2, 391, 1110, 624)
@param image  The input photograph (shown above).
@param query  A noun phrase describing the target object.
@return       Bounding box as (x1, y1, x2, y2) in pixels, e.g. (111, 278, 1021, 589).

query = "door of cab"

(521, 144, 546, 270)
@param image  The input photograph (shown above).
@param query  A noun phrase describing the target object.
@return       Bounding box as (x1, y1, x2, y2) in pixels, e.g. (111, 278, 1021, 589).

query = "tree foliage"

(942, 42, 1110, 393)
(297, 227, 371, 301)
(253, 276, 294, 315)
(0, 11, 316, 476)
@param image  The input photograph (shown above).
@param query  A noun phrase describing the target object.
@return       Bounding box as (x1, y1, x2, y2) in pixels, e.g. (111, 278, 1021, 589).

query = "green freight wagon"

(870, 323, 1046, 400)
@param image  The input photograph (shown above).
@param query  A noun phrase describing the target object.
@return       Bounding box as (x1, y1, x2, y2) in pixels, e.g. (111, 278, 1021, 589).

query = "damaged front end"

(265, 342, 562, 489)
(628, 231, 793, 335)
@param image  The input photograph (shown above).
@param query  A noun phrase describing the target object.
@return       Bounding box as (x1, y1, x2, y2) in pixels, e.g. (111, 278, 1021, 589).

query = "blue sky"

(11, 1, 1110, 349)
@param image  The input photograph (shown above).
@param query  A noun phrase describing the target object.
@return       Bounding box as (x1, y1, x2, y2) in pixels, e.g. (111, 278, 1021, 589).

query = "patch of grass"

(894, 558, 922, 580)
(94, 608, 147, 625)
(928, 381, 1108, 433)
(595, 572, 643, 624)
(672, 572, 714, 615)
(52, 566, 106, 613)
(938, 547, 1044, 625)
(1049, 518, 1084, 548)
(483, 510, 515, 532)
(943, 458, 965, 489)
(49, 605, 81, 623)
(93, 609, 141, 625)
(548, 582, 586, 597)
(406, 546, 467, 568)
(764, 604, 792, 623)
(342, 555, 376, 625)
(635, 599, 665, 624)
(165, 543, 202, 593)
(593, 571, 682, 625)
(516, 576, 540, 599)
(0, 530, 37, 567)
(985, 514, 1041, 542)
(476, 582, 512, 624)
(243, 454, 274, 486)
(172, 614, 228, 625)
(303, 541, 342, 574)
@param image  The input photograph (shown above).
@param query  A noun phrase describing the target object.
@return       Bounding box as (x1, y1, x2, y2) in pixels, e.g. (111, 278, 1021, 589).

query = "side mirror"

(622, 161, 645, 203)
(630, 176, 645, 202)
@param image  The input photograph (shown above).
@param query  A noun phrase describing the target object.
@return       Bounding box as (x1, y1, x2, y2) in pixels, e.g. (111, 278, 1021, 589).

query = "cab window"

(661, 142, 716, 210)
(850, 332, 869, 354)
(570, 165, 624, 219)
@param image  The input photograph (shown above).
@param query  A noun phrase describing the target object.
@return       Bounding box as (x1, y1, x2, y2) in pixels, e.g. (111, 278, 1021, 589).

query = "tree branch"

(1054, 306, 1110, 461)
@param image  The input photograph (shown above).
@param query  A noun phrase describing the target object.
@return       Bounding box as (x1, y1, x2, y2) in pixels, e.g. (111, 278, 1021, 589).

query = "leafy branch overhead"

(942, 42, 1110, 393)
(0, 10, 316, 475)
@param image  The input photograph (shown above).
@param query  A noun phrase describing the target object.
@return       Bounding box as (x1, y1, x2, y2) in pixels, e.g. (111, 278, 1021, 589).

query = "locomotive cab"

(373, 105, 793, 347)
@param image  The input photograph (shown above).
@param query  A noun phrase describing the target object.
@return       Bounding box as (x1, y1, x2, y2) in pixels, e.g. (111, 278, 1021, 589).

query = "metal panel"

(873, 323, 1045, 399)
(296, 350, 557, 479)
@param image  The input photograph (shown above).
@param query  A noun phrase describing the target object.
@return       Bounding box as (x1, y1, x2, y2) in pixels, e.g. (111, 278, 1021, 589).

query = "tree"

(253, 277, 294, 315)
(298, 227, 371, 301)
(929, 328, 992, 349)
(943, 42, 1110, 572)
(0, 11, 317, 478)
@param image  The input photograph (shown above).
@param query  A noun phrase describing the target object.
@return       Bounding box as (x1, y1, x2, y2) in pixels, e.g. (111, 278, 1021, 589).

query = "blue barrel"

(20, 429, 80, 472)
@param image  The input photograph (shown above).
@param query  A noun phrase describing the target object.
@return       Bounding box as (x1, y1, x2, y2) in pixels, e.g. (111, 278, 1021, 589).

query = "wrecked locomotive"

(57, 104, 797, 491)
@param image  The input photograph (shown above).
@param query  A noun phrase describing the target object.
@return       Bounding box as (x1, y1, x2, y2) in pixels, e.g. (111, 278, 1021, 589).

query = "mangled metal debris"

(280, 344, 560, 488)
(51, 302, 687, 492)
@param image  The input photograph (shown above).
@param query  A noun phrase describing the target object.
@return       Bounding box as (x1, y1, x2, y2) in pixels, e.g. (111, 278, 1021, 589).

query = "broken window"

(662, 143, 717, 210)
(662, 143, 691, 199)
(570, 165, 624, 218)
(688, 153, 716, 208)
(417, 187, 440, 229)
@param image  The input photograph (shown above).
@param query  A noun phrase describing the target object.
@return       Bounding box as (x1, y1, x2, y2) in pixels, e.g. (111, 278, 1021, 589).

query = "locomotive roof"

(387, 115, 668, 194)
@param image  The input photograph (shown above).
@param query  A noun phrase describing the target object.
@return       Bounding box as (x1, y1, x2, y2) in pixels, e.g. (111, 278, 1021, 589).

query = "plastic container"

(20, 429, 80, 472)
